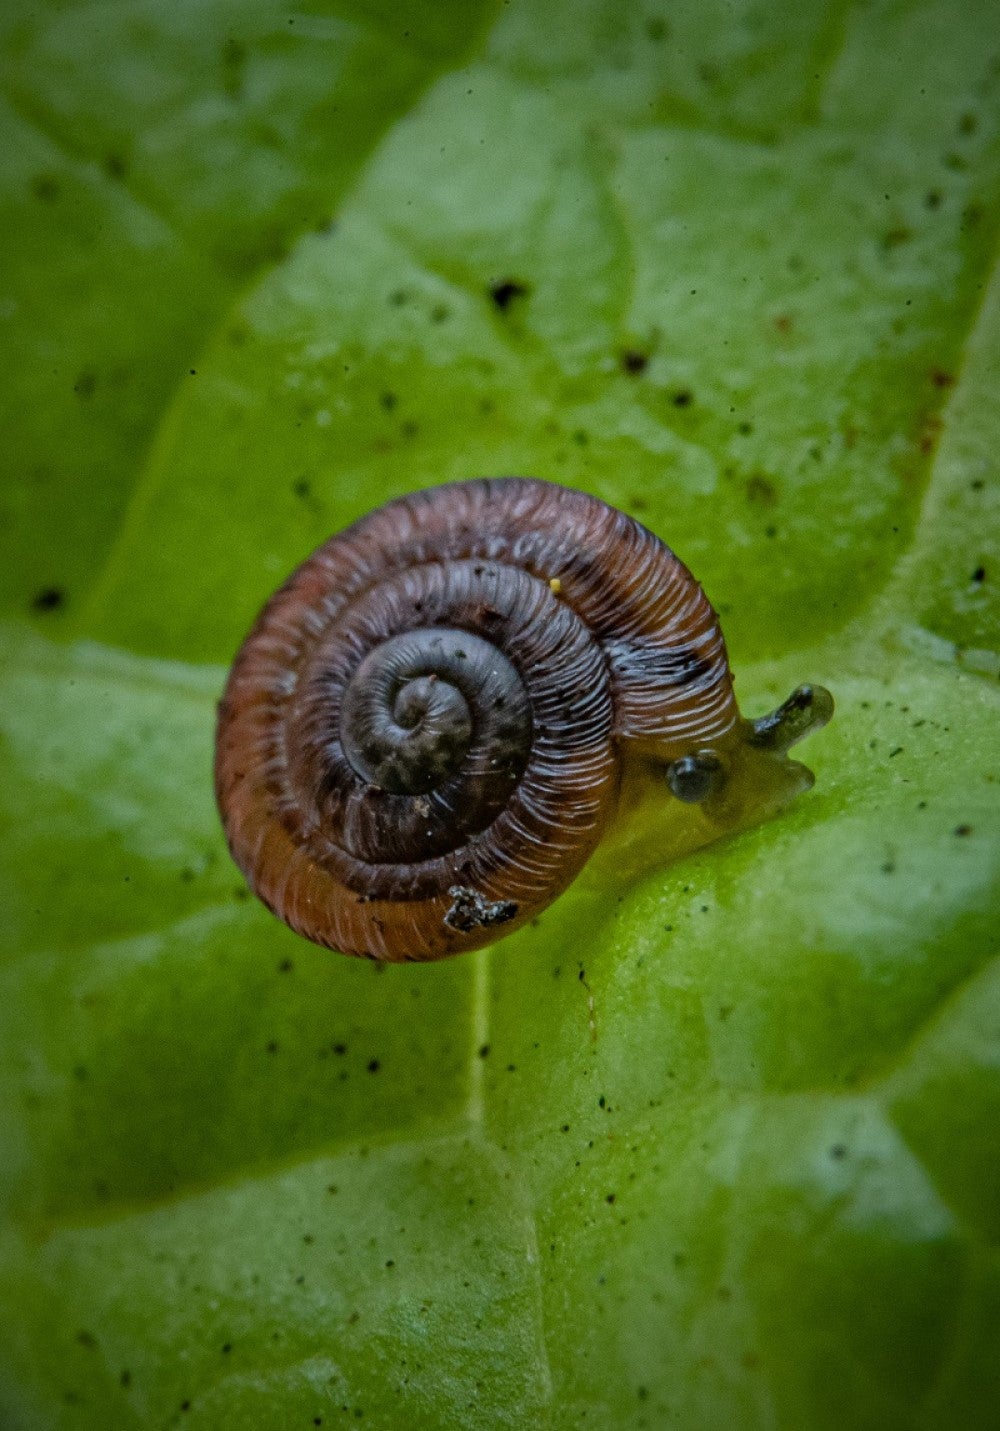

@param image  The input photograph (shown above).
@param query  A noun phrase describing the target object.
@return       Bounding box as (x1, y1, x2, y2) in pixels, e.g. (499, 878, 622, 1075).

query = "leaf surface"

(2, 2, 999, 1427)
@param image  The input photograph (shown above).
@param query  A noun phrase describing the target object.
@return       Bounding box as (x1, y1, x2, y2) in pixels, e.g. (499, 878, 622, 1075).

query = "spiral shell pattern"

(215, 477, 739, 960)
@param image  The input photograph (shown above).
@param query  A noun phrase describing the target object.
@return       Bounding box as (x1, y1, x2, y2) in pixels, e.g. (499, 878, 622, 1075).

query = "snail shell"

(215, 477, 832, 961)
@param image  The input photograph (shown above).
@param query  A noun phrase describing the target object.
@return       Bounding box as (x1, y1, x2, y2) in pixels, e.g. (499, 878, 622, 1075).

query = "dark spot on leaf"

(32, 586, 66, 613)
(32, 173, 61, 202)
(971, 565, 986, 584)
(488, 278, 529, 312)
(672, 388, 693, 407)
(882, 226, 911, 249)
(74, 371, 97, 399)
(954, 824, 972, 837)
(746, 473, 777, 505)
(222, 37, 247, 99)
(620, 348, 648, 375)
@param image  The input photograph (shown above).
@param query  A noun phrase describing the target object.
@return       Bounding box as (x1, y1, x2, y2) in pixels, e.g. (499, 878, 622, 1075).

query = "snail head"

(666, 684, 835, 826)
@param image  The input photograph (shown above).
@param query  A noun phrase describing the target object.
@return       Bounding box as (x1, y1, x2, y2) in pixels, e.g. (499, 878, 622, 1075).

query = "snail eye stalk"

(749, 685, 835, 753)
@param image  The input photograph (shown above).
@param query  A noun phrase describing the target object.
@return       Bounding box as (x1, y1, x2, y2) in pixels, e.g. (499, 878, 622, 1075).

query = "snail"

(215, 477, 833, 961)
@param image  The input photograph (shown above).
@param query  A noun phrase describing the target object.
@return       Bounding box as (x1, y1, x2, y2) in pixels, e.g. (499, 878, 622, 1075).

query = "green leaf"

(2, 2, 999, 1428)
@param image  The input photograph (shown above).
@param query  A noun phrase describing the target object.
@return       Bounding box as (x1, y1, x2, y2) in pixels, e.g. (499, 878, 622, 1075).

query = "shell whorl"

(214, 477, 739, 960)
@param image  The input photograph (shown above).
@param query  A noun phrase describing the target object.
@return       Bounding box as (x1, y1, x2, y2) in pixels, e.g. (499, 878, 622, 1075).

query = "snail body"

(215, 478, 832, 961)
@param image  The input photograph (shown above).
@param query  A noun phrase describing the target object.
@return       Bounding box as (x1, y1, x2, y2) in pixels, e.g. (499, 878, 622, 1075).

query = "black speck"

(672, 388, 693, 407)
(32, 586, 66, 613)
(478, 1043, 490, 1058)
(620, 348, 648, 375)
(380, 391, 398, 411)
(104, 152, 127, 180)
(74, 371, 97, 399)
(488, 278, 529, 312)
(366, 1058, 381, 1073)
(971, 565, 986, 584)
(954, 824, 972, 837)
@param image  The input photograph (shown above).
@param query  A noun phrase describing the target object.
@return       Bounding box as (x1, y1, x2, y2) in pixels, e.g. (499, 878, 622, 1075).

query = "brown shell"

(215, 477, 740, 961)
